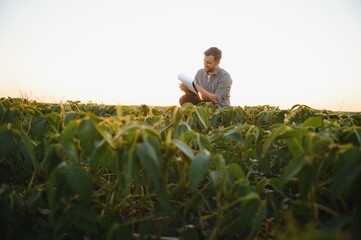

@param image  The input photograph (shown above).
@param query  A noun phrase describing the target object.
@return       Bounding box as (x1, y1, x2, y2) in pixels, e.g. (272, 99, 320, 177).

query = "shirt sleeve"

(215, 71, 232, 106)
(194, 69, 202, 84)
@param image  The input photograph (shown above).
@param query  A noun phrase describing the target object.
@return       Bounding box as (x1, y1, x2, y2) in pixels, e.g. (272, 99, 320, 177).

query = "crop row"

(0, 97, 360, 239)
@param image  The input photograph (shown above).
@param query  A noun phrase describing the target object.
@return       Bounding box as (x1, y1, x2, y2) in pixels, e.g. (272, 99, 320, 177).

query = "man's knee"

(179, 94, 201, 106)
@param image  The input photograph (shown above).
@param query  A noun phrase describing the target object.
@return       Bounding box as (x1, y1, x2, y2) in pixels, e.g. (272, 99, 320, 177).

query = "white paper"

(177, 73, 197, 94)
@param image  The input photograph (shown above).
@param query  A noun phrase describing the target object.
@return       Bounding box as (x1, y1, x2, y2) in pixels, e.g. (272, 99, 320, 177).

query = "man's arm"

(179, 83, 192, 94)
(194, 83, 218, 103)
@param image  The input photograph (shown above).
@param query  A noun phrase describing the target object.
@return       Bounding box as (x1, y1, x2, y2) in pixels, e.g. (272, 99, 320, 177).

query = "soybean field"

(0, 97, 360, 240)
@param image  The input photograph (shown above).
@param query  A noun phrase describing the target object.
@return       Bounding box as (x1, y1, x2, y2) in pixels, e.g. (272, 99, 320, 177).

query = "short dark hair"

(204, 47, 222, 62)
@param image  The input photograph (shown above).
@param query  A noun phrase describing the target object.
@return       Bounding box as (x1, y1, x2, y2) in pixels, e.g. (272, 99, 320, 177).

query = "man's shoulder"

(196, 69, 204, 75)
(217, 67, 230, 75)
(218, 68, 232, 79)
(195, 69, 205, 79)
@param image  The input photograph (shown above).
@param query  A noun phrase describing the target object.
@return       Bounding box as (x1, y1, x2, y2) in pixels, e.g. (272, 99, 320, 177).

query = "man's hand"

(194, 83, 218, 103)
(179, 83, 190, 93)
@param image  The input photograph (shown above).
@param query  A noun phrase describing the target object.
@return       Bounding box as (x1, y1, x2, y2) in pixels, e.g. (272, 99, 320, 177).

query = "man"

(179, 47, 233, 107)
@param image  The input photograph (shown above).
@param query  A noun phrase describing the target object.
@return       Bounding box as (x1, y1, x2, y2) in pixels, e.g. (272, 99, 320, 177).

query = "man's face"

(203, 55, 219, 74)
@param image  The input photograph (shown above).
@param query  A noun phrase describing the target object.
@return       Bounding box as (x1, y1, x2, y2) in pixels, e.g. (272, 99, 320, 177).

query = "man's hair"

(204, 47, 222, 62)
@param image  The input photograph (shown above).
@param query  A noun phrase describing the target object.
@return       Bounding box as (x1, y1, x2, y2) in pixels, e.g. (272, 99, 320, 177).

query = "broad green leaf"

(106, 224, 133, 240)
(286, 137, 304, 156)
(64, 111, 76, 126)
(245, 132, 255, 148)
(197, 133, 211, 152)
(250, 203, 267, 236)
(297, 164, 313, 199)
(114, 124, 159, 141)
(74, 204, 97, 233)
(195, 106, 209, 129)
(332, 148, 361, 199)
(346, 127, 361, 146)
(303, 116, 323, 128)
(354, 128, 361, 145)
(280, 128, 309, 139)
(224, 125, 248, 143)
(45, 111, 61, 132)
(0, 127, 13, 161)
(171, 106, 183, 126)
(209, 170, 221, 185)
(66, 166, 92, 205)
(261, 124, 287, 157)
(228, 163, 245, 180)
(136, 136, 162, 190)
(323, 215, 349, 231)
(47, 161, 67, 208)
(33, 117, 47, 138)
(282, 155, 306, 185)
(225, 132, 245, 145)
(94, 124, 115, 149)
(136, 136, 171, 211)
(43, 143, 65, 172)
(78, 118, 98, 157)
(238, 195, 261, 234)
(269, 178, 288, 198)
(188, 152, 211, 191)
(172, 139, 195, 160)
(20, 130, 38, 170)
(174, 122, 192, 137)
(89, 140, 116, 171)
(61, 121, 79, 163)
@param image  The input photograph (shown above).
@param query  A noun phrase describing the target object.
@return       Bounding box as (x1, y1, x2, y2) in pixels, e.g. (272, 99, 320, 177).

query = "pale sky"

(1, 0, 361, 111)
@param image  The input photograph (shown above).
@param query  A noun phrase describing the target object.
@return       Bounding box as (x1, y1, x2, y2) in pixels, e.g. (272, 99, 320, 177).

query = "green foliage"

(0, 97, 360, 239)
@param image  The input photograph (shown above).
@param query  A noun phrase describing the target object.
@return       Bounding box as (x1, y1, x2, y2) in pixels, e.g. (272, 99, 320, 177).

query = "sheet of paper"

(178, 73, 197, 94)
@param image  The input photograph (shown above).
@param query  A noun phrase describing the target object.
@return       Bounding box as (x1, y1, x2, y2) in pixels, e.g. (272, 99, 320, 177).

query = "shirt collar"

(204, 67, 220, 77)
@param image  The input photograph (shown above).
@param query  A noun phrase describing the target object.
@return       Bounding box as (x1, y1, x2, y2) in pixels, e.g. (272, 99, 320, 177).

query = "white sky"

(0, 0, 360, 111)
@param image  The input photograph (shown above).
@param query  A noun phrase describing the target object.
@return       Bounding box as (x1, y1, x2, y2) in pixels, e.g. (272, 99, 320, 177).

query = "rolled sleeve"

(215, 72, 232, 106)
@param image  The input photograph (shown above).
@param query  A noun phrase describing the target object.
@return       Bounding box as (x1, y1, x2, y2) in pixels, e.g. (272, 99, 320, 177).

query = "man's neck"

(206, 67, 218, 76)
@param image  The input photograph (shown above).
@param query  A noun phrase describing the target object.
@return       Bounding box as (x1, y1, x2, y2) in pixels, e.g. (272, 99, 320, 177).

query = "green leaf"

(238, 196, 261, 234)
(94, 123, 115, 149)
(136, 137, 162, 190)
(78, 118, 98, 157)
(33, 117, 47, 138)
(261, 124, 287, 158)
(61, 121, 79, 163)
(74, 204, 97, 233)
(66, 166, 92, 205)
(171, 105, 183, 126)
(286, 137, 304, 156)
(245, 132, 255, 148)
(188, 152, 211, 191)
(0, 127, 13, 161)
(223, 124, 249, 145)
(332, 147, 361, 199)
(43, 143, 65, 172)
(89, 140, 115, 171)
(172, 139, 195, 160)
(106, 224, 133, 240)
(64, 111, 76, 126)
(346, 127, 361, 146)
(195, 106, 209, 129)
(303, 116, 323, 128)
(282, 155, 306, 185)
(197, 134, 211, 152)
(174, 123, 192, 137)
(20, 130, 38, 170)
(354, 128, 361, 145)
(136, 136, 171, 212)
(228, 163, 245, 180)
